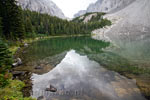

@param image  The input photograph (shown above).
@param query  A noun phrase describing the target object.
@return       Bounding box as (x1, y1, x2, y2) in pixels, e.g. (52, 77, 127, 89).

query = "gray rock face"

(87, 0, 135, 13)
(93, 0, 150, 43)
(74, 0, 135, 17)
(74, 10, 86, 18)
(17, 0, 66, 19)
(92, 0, 150, 61)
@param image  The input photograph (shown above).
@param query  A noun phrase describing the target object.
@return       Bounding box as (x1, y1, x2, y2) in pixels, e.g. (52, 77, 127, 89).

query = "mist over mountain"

(17, 0, 66, 19)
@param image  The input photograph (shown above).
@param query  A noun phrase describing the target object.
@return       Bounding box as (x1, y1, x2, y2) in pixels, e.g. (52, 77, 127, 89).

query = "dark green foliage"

(0, 40, 12, 73)
(22, 11, 111, 37)
(23, 10, 90, 36)
(21, 36, 110, 63)
(0, 79, 35, 100)
(72, 12, 106, 23)
(0, 17, 2, 37)
(11, 6, 25, 40)
(0, 0, 25, 40)
(72, 12, 111, 31)
(0, 40, 12, 87)
(0, 40, 34, 99)
(89, 13, 106, 22)
(86, 18, 111, 31)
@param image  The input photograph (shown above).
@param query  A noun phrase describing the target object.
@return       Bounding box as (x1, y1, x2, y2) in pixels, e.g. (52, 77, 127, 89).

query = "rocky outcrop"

(83, 13, 97, 23)
(17, 0, 66, 19)
(12, 58, 22, 67)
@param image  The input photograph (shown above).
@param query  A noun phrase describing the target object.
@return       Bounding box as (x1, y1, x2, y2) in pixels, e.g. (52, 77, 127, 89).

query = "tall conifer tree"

(0, 17, 2, 37)
(0, 0, 24, 40)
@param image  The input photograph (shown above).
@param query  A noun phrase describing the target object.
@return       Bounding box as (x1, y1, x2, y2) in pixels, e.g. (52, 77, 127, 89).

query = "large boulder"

(12, 58, 22, 67)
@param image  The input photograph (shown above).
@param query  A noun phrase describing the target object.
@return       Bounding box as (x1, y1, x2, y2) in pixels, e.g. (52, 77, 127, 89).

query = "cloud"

(52, 0, 97, 18)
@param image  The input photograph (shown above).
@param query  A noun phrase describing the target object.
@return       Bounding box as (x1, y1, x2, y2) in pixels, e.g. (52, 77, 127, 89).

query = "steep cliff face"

(17, 0, 66, 19)
(74, 0, 135, 17)
(87, 0, 135, 13)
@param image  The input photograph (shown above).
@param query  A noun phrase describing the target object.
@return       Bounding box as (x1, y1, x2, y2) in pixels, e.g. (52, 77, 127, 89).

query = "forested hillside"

(23, 10, 89, 37)
(72, 12, 111, 31)
(23, 10, 111, 38)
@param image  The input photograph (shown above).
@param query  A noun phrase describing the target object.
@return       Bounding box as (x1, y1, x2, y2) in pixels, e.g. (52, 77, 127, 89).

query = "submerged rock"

(24, 43, 28, 47)
(35, 66, 43, 70)
(12, 71, 26, 78)
(45, 85, 57, 92)
(37, 96, 46, 100)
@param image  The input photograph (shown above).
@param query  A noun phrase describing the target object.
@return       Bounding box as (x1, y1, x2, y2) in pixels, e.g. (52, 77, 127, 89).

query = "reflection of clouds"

(31, 50, 146, 100)
(33, 89, 84, 97)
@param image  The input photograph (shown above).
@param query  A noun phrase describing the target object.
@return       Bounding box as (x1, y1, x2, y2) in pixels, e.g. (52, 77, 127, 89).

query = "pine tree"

(0, 40, 12, 87)
(50, 24, 55, 35)
(0, 17, 2, 37)
(0, 0, 25, 40)
(0, 40, 12, 73)
(12, 6, 25, 40)
(25, 18, 33, 34)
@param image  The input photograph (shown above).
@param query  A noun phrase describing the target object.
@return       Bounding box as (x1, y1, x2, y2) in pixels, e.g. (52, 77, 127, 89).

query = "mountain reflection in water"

(31, 50, 146, 100)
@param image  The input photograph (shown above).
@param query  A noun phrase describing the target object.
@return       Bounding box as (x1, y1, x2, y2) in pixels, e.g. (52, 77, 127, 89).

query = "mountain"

(74, 10, 86, 18)
(74, 0, 135, 17)
(17, 0, 66, 19)
(92, 0, 150, 61)
(92, 0, 150, 43)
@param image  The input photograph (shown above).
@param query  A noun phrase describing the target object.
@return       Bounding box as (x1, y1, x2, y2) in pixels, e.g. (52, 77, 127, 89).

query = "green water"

(20, 36, 110, 64)
(16, 35, 150, 76)
(14, 36, 150, 99)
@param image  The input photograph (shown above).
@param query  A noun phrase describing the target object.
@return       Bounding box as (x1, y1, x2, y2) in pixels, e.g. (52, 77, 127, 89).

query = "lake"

(13, 36, 147, 100)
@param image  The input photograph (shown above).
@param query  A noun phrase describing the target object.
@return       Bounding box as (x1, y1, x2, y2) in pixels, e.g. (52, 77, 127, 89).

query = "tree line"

(23, 10, 90, 38)
(23, 10, 111, 38)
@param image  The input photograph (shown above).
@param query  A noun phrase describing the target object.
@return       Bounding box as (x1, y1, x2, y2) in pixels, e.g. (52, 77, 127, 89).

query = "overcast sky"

(52, 0, 97, 18)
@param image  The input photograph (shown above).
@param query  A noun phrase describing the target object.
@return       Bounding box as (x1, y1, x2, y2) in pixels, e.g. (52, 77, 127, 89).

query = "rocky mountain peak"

(17, 0, 66, 19)
(74, 0, 135, 17)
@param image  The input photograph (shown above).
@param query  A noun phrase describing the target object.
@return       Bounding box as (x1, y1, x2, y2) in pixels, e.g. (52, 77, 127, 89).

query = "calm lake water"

(15, 36, 147, 100)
